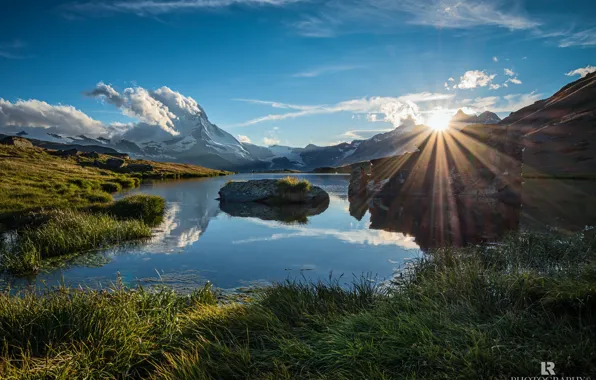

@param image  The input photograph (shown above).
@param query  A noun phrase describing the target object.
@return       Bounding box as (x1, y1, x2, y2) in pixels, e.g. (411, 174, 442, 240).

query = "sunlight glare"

(426, 111, 451, 131)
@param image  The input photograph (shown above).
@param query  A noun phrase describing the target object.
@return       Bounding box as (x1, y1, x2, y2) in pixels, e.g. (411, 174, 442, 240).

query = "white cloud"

(448, 77, 455, 82)
(233, 92, 453, 128)
(489, 84, 501, 90)
(237, 135, 251, 143)
(505, 77, 522, 85)
(343, 128, 392, 140)
(293, 0, 539, 37)
(504, 68, 515, 76)
(293, 65, 363, 78)
(0, 98, 109, 137)
(455, 70, 496, 89)
(465, 92, 542, 113)
(557, 28, 596, 48)
(565, 65, 596, 78)
(493, 56, 498, 62)
(0, 40, 29, 60)
(263, 136, 280, 146)
(367, 113, 379, 122)
(86, 82, 219, 141)
(65, 0, 303, 16)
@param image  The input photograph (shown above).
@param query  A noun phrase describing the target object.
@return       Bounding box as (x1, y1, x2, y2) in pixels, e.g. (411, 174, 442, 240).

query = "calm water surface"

(4, 174, 420, 292)
(3, 174, 595, 292)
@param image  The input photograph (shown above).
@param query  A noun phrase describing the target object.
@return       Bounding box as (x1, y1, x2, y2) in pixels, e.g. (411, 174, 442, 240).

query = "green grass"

(0, 144, 228, 229)
(0, 195, 166, 274)
(0, 210, 152, 274)
(1, 230, 595, 378)
(277, 176, 312, 192)
(104, 194, 166, 227)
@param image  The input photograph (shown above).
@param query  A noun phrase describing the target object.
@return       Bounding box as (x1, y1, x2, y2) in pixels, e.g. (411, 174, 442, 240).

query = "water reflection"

(2, 174, 595, 292)
(220, 200, 329, 224)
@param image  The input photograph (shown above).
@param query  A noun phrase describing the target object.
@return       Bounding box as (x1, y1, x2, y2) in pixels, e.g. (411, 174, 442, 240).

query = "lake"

(2, 174, 595, 293)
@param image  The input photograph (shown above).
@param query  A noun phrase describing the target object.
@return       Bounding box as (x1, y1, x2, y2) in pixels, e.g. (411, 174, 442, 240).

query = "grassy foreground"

(1, 230, 595, 379)
(0, 195, 165, 274)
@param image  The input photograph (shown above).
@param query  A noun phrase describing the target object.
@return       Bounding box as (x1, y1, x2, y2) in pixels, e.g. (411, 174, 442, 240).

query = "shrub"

(107, 195, 166, 226)
(100, 182, 122, 193)
(276, 176, 311, 193)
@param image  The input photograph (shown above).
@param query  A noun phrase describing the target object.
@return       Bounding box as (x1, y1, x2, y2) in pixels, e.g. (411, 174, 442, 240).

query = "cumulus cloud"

(237, 135, 251, 143)
(263, 136, 280, 145)
(504, 68, 515, 76)
(1, 82, 223, 143)
(0, 98, 109, 137)
(85, 82, 215, 141)
(489, 84, 501, 90)
(455, 70, 496, 89)
(565, 65, 596, 78)
(492, 56, 498, 62)
(233, 92, 453, 128)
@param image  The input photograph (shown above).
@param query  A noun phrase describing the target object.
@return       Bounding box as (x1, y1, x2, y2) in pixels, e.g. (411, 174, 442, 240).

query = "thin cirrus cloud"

(565, 65, 596, 78)
(62, 0, 302, 15)
(464, 92, 542, 113)
(292, 0, 539, 38)
(292, 65, 364, 78)
(0, 40, 30, 59)
(231, 92, 455, 128)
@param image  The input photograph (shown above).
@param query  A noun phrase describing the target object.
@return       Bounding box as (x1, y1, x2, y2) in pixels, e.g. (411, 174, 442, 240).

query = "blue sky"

(0, 0, 595, 147)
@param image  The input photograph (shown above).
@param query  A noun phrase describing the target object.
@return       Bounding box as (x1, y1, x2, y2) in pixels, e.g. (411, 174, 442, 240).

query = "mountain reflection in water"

(2, 174, 595, 292)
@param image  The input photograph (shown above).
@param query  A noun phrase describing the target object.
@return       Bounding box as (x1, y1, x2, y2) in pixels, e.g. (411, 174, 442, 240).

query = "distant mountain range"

(0, 107, 503, 172)
(3, 73, 593, 175)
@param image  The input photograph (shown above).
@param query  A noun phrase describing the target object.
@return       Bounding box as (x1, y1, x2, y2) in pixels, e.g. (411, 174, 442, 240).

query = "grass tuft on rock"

(276, 176, 311, 193)
(1, 230, 595, 378)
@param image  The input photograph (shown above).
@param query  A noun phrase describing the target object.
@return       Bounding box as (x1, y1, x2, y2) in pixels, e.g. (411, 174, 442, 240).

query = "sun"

(426, 111, 451, 131)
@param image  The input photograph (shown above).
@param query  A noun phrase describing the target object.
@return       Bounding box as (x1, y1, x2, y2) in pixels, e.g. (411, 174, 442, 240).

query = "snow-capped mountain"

(450, 109, 501, 128)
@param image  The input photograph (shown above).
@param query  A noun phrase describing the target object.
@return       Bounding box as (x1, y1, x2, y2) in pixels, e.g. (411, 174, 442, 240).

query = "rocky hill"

(502, 72, 596, 178)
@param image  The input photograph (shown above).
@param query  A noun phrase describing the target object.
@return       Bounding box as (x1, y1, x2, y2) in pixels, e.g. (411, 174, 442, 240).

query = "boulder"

(219, 179, 329, 206)
(0, 136, 33, 148)
(106, 158, 125, 169)
(348, 162, 371, 198)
